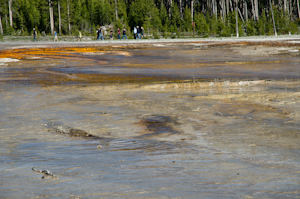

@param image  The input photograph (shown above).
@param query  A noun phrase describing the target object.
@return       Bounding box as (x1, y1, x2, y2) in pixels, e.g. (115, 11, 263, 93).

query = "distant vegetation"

(0, 0, 300, 38)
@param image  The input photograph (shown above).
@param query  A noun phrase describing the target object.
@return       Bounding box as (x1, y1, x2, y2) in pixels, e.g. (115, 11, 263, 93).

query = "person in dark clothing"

(122, 28, 128, 40)
(110, 28, 113, 40)
(137, 26, 141, 39)
(32, 28, 38, 42)
(97, 28, 100, 40)
(141, 26, 144, 39)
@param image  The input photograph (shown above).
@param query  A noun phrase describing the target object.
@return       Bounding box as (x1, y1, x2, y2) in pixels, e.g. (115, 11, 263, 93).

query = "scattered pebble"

(97, 145, 102, 149)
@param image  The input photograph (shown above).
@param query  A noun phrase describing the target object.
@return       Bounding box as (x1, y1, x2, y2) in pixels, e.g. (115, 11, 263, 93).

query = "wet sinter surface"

(1, 41, 300, 198)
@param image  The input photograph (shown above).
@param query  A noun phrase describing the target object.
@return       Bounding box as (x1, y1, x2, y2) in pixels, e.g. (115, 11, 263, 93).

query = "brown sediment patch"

(136, 115, 181, 138)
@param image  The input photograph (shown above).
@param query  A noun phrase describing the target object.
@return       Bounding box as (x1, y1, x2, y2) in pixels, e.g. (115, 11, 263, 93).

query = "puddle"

(1, 41, 300, 198)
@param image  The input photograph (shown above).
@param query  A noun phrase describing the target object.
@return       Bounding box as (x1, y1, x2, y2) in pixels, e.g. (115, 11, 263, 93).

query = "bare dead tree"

(297, 0, 300, 18)
(226, 0, 229, 15)
(9, 0, 12, 27)
(284, 0, 287, 11)
(49, 0, 54, 34)
(115, 0, 118, 20)
(235, 0, 239, 37)
(191, 0, 193, 21)
(67, 0, 71, 34)
(0, 15, 3, 34)
(244, 0, 248, 21)
(179, 0, 182, 19)
(270, 0, 277, 36)
(289, 0, 292, 19)
(58, 1, 61, 34)
(255, 0, 259, 20)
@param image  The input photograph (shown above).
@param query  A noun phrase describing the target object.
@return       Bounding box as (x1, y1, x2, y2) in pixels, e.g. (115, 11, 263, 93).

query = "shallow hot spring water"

(1, 42, 300, 198)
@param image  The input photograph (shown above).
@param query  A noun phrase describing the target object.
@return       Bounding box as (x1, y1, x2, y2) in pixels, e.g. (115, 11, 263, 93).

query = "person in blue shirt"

(122, 28, 128, 40)
(54, 31, 58, 42)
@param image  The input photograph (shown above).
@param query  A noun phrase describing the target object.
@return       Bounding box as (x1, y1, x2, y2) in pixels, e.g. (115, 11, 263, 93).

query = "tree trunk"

(67, 0, 71, 34)
(255, 0, 259, 20)
(212, 0, 217, 19)
(284, 0, 287, 11)
(270, 0, 277, 36)
(230, 0, 234, 12)
(244, 0, 248, 21)
(215, 0, 218, 19)
(289, 0, 292, 20)
(9, 0, 12, 27)
(238, 8, 245, 22)
(58, 1, 61, 34)
(169, 0, 172, 18)
(226, 0, 229, 15)
(191, 0, 193, 22)
(235, 0, 239, 37)
(49, 0, 54, 34)
(297, 0, 300, 19)
(179, 0, 182, 19)
(115, 0, 118, 20)
(220, 0, 226, 19)
(0, 15, 3, 35)
(5, 14, 8, 29)
(212, 0, 214, 16)
(250, 0, 255, 20)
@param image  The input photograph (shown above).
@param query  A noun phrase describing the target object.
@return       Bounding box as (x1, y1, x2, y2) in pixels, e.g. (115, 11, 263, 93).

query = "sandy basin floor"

(0, 38, 300, 198)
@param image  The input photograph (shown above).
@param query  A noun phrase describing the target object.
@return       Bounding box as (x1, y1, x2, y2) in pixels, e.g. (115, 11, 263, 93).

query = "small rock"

(97, 145, 102, 149)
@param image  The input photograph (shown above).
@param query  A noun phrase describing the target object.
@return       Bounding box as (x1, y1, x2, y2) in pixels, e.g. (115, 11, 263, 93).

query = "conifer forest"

(1, 0, 300, 37)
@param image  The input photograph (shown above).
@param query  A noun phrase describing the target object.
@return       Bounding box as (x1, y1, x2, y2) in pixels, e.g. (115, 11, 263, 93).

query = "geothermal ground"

(1, 37, 300, 198)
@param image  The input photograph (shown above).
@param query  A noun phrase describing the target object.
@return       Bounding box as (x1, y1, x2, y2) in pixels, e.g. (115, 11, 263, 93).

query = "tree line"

(1, 0, 300, 37)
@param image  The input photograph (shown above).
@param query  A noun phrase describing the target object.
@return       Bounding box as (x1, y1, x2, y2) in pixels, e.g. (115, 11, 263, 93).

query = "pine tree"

(170, 1, 181, 31)
(182, 5, 192, 31)
(194, 12, 208, 35)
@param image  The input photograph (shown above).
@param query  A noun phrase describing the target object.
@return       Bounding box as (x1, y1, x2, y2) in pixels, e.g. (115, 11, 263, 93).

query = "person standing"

(97, 28, 100, 40)
(79, 31, 82, 41)
(54, 31, 58, 42)
(110, 28, 113, 40)
(32, 28, 38, 42)
(133, 26, 137, 39)
(141, 26, 144, 39)
(117, 28, 121, 40)
(122, 28, 128, 40)
(137, 26, 141, 39)
(99, 26, 104, 40)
